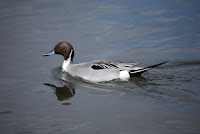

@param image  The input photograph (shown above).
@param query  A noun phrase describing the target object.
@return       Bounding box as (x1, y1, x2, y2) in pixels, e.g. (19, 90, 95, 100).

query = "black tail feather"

(129, 60, 169, 77)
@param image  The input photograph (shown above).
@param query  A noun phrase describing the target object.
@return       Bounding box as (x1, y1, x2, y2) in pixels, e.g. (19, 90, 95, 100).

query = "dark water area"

(0, 0, 200, 134)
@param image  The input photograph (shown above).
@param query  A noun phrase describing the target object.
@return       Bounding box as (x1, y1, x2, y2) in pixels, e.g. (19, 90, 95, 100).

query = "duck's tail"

(129, 60, 169, 77)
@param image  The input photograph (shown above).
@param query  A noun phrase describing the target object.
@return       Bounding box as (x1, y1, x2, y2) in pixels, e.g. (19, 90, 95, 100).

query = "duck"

(43, 41, 168, 82)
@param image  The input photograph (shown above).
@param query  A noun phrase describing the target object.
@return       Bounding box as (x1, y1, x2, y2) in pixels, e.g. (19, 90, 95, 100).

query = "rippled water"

(0, 0, 200, 134)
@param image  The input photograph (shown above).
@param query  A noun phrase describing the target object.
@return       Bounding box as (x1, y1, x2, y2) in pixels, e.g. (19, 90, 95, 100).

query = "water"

(0, 0, 200, 133)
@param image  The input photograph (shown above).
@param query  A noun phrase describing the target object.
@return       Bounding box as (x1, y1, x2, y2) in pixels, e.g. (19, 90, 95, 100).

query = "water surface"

(0, 0, 200, 134)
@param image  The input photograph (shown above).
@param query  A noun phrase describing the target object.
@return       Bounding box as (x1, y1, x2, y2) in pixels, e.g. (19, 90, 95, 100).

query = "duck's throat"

(62, 58, 71, 71)
(62, 49, 73, 72)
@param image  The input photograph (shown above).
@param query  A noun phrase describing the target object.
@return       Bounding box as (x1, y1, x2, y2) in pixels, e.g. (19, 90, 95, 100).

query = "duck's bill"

(43, 50, 55, 56)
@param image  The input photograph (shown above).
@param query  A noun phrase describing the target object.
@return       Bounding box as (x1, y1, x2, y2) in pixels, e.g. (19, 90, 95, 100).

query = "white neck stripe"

(62, 49, 73, 71)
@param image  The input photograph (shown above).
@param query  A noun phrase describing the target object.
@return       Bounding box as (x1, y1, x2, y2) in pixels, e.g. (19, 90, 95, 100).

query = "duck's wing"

(91, 60, 142, 70)
(91, 60, 168, 77)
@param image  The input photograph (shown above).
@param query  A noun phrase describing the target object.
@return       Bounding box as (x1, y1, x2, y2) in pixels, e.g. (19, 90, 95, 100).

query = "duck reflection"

(44, 83, 75, 101)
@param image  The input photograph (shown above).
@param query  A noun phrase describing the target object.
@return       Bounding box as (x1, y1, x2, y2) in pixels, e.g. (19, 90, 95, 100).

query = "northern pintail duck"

(43, 42, 168, 82)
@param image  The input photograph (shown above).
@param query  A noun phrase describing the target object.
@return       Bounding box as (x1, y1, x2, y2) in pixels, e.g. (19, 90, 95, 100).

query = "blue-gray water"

(0, 0, 200, 134)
